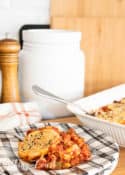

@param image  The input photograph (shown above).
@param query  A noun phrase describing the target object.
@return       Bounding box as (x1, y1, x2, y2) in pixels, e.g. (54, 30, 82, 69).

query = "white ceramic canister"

(19, 29, 85, 119)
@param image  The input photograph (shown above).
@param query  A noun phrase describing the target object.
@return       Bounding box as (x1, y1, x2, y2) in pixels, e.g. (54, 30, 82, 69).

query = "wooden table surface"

(44, 116, 125, 175)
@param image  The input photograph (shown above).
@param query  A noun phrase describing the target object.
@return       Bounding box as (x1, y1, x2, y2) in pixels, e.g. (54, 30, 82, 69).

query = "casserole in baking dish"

(68, 84, 125, 147)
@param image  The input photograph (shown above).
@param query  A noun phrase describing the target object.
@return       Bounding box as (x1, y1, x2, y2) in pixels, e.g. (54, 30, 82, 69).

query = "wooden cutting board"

(51, 17, 125, 96)
(50, 0, 125, 96)
(51, 0, 125, 17)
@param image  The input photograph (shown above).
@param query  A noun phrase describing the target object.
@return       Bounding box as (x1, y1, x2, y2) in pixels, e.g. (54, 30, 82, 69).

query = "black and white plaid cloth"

(0, 122, 119, 175)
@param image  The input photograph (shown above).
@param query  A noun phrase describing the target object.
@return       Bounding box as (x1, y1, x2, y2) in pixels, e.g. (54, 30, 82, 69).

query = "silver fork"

(32, 85, 89, 116)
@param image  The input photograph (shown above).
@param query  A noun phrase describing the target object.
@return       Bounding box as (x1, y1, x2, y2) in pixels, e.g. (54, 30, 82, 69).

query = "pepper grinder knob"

(0, 38, 20, 102)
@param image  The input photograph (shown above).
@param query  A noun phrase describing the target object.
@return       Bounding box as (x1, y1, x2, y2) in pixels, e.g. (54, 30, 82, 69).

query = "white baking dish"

(68, 84, 125, 147)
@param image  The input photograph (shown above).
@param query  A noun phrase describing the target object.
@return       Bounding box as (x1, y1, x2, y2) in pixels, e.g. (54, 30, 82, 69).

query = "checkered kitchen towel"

(0, 102, 41, 131)
(0, 122, 119, 175)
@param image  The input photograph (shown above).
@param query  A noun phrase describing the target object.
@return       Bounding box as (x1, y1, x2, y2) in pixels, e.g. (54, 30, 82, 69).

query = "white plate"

(0, 122, 119, 175)
(69, 84, 125, 147)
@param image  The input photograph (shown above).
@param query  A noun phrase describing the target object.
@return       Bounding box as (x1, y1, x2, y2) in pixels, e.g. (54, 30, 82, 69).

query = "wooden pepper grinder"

(0, 38, 20, 102)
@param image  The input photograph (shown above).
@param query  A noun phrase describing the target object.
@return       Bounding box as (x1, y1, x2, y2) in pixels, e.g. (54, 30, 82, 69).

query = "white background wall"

(0, 0, 50, 39)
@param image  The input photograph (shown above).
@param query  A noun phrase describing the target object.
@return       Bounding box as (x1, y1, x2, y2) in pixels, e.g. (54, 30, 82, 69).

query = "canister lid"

(23, 29, 82, 44)
(0, 39, 20, 53)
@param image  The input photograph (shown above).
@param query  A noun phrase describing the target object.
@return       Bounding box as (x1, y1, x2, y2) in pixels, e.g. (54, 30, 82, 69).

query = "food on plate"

(93, 98, 125, 124)
(18, 126, 91, 170)
(18, 126, 61, 162)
